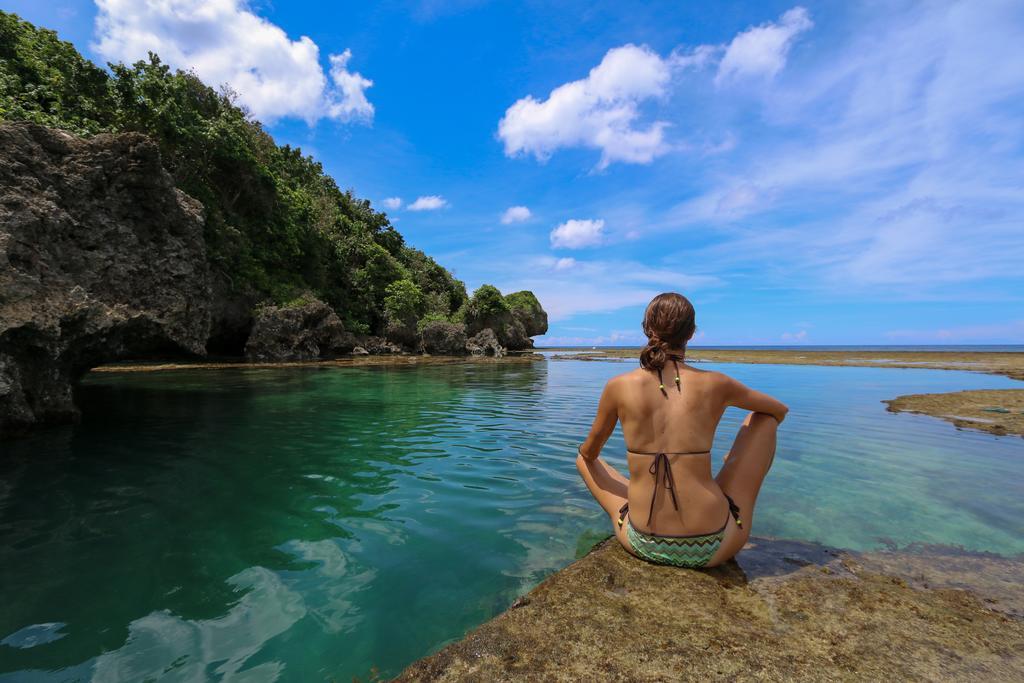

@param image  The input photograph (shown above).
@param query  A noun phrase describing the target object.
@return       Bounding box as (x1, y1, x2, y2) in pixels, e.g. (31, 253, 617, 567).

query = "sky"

(6, 0, 1024, 345)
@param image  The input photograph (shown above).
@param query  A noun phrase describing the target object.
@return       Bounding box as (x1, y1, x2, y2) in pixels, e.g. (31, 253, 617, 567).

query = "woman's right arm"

(720, 374, 789, 423)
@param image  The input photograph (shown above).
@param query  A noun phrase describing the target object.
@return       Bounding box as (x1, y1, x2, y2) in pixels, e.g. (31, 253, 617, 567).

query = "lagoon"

(1, 359, 1021, 681)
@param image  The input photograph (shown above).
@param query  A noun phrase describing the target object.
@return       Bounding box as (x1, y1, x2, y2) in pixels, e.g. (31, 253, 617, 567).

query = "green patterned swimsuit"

(617, 452, 743, 568)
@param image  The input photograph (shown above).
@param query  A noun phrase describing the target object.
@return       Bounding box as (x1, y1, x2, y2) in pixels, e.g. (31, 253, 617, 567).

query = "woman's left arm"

(578, 378, 619, 461)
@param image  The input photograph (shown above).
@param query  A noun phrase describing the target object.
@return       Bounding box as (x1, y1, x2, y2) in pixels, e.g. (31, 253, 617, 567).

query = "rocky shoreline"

(395, 536, 1024, 681)
(0, 123, 547, 438)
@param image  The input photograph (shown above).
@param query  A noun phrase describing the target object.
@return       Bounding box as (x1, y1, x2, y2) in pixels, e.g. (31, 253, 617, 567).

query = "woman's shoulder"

(685, 366, 736, 390)
(606, 367, 644, 387)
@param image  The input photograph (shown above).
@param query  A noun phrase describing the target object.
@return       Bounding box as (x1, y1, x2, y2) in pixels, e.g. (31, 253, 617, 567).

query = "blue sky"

(7, 0, 1024, 345)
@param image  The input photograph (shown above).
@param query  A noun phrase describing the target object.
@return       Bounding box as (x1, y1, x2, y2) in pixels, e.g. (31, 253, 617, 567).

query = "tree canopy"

(0, 11, 476, 337)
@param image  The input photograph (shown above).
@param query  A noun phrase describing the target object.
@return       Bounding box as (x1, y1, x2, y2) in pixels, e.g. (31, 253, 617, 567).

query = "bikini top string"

(656, 355, 683, 397)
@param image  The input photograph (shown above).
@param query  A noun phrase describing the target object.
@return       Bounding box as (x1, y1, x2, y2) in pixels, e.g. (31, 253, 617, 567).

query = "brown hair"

(639, 292, 696, 371)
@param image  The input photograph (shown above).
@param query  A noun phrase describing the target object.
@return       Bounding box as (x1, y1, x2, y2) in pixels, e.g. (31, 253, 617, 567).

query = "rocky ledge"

(396, 537, 1023, 681)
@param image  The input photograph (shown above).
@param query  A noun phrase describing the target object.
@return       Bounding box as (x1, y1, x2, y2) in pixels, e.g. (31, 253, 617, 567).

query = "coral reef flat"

(396, 537, 1024, 682)
(885, 389, 1024, 438)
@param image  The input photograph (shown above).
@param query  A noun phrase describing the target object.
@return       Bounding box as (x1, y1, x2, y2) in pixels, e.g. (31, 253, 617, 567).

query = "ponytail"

(639, 334, 669, 371)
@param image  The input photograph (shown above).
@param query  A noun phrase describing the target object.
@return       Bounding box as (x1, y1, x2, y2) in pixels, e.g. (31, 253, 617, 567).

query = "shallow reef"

(396, 536, 1023, 682)
(885, 389, 1024, 438)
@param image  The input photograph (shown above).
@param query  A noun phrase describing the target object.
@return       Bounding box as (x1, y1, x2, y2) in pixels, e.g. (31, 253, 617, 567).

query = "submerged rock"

(396, 537, 1024, 681)
(466, 329, 505, 357)
(419, 321, 468, 355)
(244, 297, 354, 361)
(0, 123, 211, 437)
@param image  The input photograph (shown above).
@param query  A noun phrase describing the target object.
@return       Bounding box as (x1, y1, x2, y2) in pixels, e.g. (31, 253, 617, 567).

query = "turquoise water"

(1, 359, 1022, 681)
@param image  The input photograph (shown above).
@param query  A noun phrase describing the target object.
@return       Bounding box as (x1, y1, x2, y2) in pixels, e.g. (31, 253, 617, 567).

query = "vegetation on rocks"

(0, 11, 542, 353)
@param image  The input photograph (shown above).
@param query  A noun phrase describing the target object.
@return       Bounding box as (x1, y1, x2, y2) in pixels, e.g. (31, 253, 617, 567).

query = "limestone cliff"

(0, 123, 211, 436)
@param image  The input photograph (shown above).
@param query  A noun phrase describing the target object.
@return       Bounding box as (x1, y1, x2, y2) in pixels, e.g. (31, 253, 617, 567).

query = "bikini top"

(628, 352, 712, 531)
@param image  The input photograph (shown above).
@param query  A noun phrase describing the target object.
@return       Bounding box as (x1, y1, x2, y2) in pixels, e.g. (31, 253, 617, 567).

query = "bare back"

(615, 363, 731, 536)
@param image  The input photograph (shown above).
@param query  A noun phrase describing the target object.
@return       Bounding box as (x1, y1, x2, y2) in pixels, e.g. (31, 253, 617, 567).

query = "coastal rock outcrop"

(462, 286, 546, 351)
(419, 320, 469, 355)
(0, 123, 212, 437)
(359, 336, 404, 355)
(466, 329, 505, 357)
(243, 296, 355, 361)
(397, 537, 1024, 681)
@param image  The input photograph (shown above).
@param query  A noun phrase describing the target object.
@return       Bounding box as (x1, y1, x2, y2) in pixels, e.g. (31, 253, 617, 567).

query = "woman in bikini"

(576, 292, 788, 568)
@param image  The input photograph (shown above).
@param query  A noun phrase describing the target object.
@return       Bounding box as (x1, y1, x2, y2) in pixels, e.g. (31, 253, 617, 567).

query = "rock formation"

(419, 320, 469, 355)
(397, 536, 1024, 681)
(466, 328, 505, 357)
(244, 297, 355, 361)
(0, 123, 211, 437)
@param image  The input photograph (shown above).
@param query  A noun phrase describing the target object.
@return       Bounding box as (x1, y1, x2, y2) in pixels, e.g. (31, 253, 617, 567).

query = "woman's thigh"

(712, 411, 774, 561)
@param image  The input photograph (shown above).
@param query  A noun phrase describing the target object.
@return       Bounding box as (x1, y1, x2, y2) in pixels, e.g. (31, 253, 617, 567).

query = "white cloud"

(496, 10, 813, 168)
(715, 7, 813, 86)
(501, 205, 532, 224)
(93, 0, 373, 124)
(407, 195, 448, 211)
(326, 50, 374, 121)
(553, 257, 576, 271)
(780, 329, 808, 342)
(498, 44, 688, 169)
(550, 219, 605, 249)
(382, 197, 403, 210)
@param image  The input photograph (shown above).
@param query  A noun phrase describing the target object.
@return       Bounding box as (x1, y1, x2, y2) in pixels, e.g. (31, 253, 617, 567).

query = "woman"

(576, 292, 787, 568)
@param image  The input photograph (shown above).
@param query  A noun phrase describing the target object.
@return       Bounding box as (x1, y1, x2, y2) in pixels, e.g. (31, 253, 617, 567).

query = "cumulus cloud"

(381, 197, 402, 210)
(499, 204, 532, 223)
(501, 205, 532, 224)
(553, 257, 577, 270)
(715, 7, 813, 86)
(407, 195, 448, 211)
(498, 10, 810, 167)
(550, 219, 605, 249)
(498, 44, 682, 169)
(93, 0, 374, 124)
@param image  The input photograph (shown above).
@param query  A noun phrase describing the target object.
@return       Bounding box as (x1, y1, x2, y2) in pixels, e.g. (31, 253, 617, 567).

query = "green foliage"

(0, 10, 472, 339)
(383, 279, 424, 325)
(0, 13, 114, 135)
(468, 285, 510, 318)
(416, 312, 452, 333)
(505, 290, 543, 315)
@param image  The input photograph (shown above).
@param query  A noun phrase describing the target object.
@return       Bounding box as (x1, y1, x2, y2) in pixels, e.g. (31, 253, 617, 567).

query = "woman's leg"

(710, 412, 778, 564)
(575, 454, 628, 522)
(576, 454, 639, 556)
